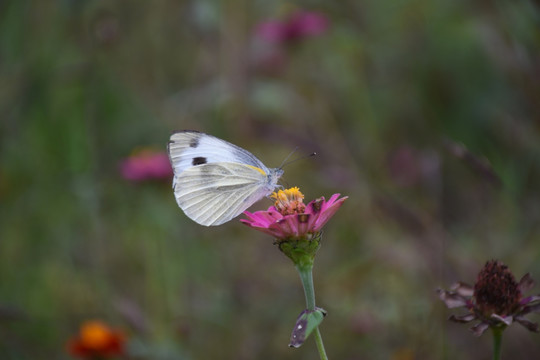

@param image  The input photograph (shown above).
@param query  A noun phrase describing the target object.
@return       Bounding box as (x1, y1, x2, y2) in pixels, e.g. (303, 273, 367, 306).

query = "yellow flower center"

(270, 187, 305, 215)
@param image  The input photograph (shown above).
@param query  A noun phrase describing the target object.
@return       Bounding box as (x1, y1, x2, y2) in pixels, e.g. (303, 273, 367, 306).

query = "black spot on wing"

(190, 136, 200, 148)
(192, 157, 207, 166)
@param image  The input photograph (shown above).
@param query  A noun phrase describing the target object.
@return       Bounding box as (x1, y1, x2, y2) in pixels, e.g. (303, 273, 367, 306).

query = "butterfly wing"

(168, 130, 282, 226)
(168, 130, 268, 180)
(174, 162, 274, 226)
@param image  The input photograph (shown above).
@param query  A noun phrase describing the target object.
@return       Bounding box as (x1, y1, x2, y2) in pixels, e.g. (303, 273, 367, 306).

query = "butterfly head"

(268, 168, 284, 189)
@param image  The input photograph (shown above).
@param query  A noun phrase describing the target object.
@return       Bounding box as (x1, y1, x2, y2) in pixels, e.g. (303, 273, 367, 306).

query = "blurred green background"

(1, 0, 540, 359)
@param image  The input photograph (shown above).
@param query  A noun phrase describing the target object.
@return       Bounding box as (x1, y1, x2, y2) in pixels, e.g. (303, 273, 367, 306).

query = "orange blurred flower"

(67, 320, 126, 359)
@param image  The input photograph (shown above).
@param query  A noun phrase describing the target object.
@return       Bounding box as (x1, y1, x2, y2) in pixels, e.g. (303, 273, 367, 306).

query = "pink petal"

(515, 316, 539, 332)
(450, 282, 474, 297)
(242, 207, 282, 227)
(491, 314, 513, 326)
(305, 197, 324, 215)
(296, 214, 311, 236)
(304, 194, 341, 215)
(320, 193, 343, 212)
(470, 322, 489, 337)
(449, 313, 476, 323)
(437, 289, 469, 309)
(240, 221, 286, 238)
(265, 222, 291, 238)
(311, 196, 348, 232)
(520, 295, 540, 306)
(271, 217, 298, 237)
(305, 210, 321, 232)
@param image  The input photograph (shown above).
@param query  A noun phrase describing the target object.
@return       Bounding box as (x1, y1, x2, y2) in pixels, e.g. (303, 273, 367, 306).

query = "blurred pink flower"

(256, 11, 329, 44)
(387, 145, 441, 188)
(288, 12, 329, 37)
(256, 19, 286, 43)
(120, 148, 173, 182)
(241, 187, 347, 239)
(387, 145, 421, 187)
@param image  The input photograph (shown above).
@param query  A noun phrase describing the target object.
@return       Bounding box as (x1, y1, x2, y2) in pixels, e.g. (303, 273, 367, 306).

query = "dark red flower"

(438, 260, 540, 336)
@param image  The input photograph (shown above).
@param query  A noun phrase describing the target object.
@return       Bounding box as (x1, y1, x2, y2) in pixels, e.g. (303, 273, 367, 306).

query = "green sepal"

(289, 307, 327, 348)
(277, 232, 322, 268)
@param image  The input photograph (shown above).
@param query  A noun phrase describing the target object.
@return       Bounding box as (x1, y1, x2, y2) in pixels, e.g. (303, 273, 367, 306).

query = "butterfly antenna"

(280, 149, 317, 169)
(279, 147, 299, 169)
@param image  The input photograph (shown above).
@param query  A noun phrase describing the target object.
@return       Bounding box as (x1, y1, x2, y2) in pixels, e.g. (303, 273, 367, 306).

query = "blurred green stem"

(492, 327, 503, 360)
(296, 264, 328, 360)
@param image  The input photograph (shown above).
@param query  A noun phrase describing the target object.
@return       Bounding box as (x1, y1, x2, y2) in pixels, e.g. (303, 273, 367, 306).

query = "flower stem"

(313, 327, 328, 360)
(296, 264, 316, 310)
(492, 327, 503, 360)
(295, 264, 328, 360)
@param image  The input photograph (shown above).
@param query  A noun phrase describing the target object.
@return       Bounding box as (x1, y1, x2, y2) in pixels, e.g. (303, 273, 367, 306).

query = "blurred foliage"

(1, 0, 540, 359)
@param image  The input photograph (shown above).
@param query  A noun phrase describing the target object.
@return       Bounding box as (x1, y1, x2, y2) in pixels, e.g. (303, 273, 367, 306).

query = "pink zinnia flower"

(119, 148, 173, 182)
(241, 187, 346, 351)
(256, 11, 329, 45)
(241, 187, 347, 240)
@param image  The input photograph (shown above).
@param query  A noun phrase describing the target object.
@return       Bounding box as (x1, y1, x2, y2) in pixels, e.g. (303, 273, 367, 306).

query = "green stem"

(492, 327, 503, 360)
(296, 264, 316, 310)
(313, 327, 328, 360)
(295, 264, 328, 360)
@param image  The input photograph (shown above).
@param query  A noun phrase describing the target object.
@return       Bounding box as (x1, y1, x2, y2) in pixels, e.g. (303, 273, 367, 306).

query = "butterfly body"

(168, 131, 283, 226)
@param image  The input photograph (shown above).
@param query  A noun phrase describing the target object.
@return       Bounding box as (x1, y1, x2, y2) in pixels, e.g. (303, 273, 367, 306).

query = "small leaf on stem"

(289, 307, 327, 348)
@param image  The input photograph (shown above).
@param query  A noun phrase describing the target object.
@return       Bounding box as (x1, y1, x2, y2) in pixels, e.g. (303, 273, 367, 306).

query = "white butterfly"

(167, 130, 284, 226)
